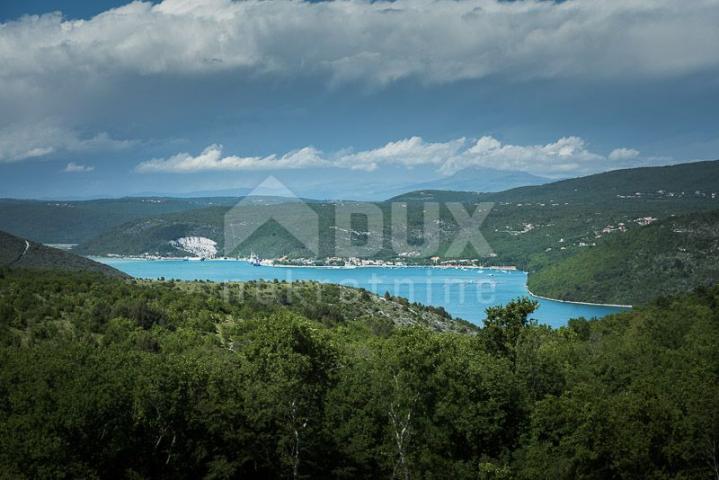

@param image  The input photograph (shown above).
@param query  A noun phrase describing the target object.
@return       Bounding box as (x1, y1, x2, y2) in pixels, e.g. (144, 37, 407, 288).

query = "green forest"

(1, 269, 718, 479)
(527, 210, 719, 305)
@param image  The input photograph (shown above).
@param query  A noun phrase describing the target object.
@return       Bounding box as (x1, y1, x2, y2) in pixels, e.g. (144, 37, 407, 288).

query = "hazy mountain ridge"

(407, 166, 549, 193)
(82, 166, 548, 201)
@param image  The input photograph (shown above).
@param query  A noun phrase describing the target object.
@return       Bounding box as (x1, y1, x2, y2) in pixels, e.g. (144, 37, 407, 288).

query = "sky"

(1, 0, 718, 199)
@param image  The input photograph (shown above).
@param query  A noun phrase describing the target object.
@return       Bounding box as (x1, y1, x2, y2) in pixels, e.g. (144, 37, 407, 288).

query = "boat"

(249, 252, 262, 266)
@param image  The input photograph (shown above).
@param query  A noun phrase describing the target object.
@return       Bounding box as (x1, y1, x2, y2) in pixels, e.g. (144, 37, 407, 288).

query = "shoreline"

(526, 287, 632, 309)
(90, 255, 631, 312)
(88, 255, 520, 271)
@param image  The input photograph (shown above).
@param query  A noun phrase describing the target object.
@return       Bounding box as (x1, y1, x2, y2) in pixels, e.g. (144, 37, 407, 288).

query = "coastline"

(89, 255, 630, 325)
(526, 287, 632, 309)
(88, 255, 519, 271)
(89, 255, 630, 309)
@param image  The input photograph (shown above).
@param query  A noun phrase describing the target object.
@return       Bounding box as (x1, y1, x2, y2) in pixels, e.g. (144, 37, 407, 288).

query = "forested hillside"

(69, 185, 719, 304)
(0, 270, 717, 478)
(73, 189, 719, 263)
(0, 197, 239, 244)
(3, 160, 716, 256)
(0, 230, 127, 278)
(528, 210, 719, 304)
(488, 159, 719, 203)
(392, 159, 719, 204)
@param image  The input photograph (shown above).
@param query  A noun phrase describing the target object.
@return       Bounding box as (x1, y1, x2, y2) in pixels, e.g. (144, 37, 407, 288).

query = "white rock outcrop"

(169, 236, 218, 258)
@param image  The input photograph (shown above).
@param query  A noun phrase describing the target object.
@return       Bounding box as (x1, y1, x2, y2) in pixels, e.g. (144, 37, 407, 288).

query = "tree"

(232, 312, 339, 478)
(482, 298, 538, 363)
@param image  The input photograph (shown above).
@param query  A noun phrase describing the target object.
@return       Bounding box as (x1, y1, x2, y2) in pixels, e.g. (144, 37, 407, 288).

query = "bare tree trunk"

(292, 426, 300, 480)
(389, 404, 412, 480)
(389, 374, 417, 480)
(152, 408, 175, 466)
(289, 400, 307, 480)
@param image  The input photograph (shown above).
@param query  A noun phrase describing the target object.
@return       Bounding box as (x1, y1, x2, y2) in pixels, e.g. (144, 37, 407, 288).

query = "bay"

(96, 258, 628, 328)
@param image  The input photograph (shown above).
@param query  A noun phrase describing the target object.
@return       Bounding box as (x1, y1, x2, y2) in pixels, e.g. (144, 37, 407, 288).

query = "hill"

(490, 159, 719, 202)
(0, 195, 323, 248)
(0, 197, 240, 244)
(392, 159, 719, 204)
(0, 230, 129, 278)
(386, 160, 719, 303)
(72, 207, 229, 257)
(389, 189, 487, 203)
(174, 279, 474, 333)
(72, 172, 719, 309)
(72, 203, 337, 258)
(76, 188, 719, 264)
(1, 270, 718, 478)
(527, 210, 719, 305)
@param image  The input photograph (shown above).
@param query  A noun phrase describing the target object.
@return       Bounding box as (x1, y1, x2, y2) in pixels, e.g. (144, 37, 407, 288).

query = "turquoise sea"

(96, 258, 629, 328)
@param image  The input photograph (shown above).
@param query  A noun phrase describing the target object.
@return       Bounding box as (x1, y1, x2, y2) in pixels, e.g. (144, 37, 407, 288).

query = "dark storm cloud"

(0, 0, 718, 198)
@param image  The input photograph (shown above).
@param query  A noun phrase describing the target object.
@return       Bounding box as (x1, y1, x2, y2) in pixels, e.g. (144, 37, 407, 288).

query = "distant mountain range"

(121, 166, 552, 201)
(10, 166, 552, 202)
(406, 167, 549, 193)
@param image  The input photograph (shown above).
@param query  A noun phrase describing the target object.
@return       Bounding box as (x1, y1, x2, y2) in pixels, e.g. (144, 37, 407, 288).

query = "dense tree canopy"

(0, 270, 717, 479)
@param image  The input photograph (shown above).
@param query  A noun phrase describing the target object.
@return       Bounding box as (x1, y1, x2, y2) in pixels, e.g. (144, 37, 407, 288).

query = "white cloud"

(135, 144, 328, 173)
(337, 136, 467, 171)
(136, 135, 645, 177)
(63, 162, 95, 173)
(0, 123, 134, 163)
(608, 148, 641, 161)
(446, 136, 607, 175)
(1, 0, 718, 89)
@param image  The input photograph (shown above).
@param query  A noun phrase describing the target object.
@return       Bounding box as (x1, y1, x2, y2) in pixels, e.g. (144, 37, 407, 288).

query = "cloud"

(135, 144, 328, 173)
(608, 148, 641, 161)
(337, 137, 467, 171)
(63, 162, 95, 173)
(0, 123, 134, 163)
(446, 136, 607, 175)
(136, 135, 646, 177)
(1, 0, 718, 90)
